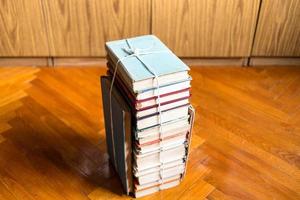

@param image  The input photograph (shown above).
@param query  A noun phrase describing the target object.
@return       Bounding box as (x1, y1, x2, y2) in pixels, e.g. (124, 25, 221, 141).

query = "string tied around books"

(109, 39, 170, 186)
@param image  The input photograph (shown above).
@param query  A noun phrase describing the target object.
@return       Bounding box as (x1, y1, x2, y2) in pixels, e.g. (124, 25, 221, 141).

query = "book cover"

(106, 63, 191, 100)
(101, 76, 133, 194)
(182, 105, 195, 179)
(107, 66, 191, 111)
(105, 35, 190, 82)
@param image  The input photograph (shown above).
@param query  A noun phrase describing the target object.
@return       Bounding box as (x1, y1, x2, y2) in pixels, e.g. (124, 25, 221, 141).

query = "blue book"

(106, 35, 190, 93)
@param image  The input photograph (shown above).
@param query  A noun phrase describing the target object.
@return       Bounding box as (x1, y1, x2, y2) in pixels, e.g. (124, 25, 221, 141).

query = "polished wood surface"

(1, 0, 299, 58)
(152, 0, 260, 57)
(253, 0, 300, 56)
(0, 0, 151, 57)
(2, 57, 300, 67)
(0, 58, 49, 67)
(0, 0, 49, 56)
(250, 57, 300, 66)
(0, 66, 299, 199)
(43, 0, 151, 56)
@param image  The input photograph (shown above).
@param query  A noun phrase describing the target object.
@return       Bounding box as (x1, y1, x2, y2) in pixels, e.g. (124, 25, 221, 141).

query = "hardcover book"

(105, 35, 190, 92)
(101, 76, 133, 194)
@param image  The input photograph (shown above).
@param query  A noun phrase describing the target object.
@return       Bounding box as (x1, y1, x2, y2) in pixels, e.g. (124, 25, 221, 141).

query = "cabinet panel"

(0, 0, 49, 56)
(152, 0, 260, 57)
(253, 0, 300, 56)
(43, 0, 151, 57)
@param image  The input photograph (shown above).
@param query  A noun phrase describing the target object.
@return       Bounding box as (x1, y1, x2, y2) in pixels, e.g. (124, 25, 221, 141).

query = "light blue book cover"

(105, 35, 190, 82)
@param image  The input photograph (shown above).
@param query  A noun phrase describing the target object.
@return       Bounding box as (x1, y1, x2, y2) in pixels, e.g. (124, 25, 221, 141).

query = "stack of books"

(101, 35, 195, 198)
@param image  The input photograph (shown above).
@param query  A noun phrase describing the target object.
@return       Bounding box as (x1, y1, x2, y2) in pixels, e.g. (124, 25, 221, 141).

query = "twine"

(109, 39, 169, 185)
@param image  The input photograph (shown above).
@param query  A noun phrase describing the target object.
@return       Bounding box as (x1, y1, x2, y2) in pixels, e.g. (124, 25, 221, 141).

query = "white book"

(136, 90, 190, 109)
(135, 179, 180, 198)
(137, 117, 190, 139)
(134, 144, 186, 169)
(136, 133, 187, 154)
(138, 125, 190, 145)
(134, 159, 184, 177)
(135, 175, 181, 191)
(136, 164, 185, 185)
(136, 80, 191, 100)
(136, 99, 189, 118)
(137, 105, 189, 130)
(132, 72, 190, 92)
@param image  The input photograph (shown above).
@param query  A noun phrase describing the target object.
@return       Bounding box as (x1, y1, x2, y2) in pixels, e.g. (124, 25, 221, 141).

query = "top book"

(105, 35, 190, 93)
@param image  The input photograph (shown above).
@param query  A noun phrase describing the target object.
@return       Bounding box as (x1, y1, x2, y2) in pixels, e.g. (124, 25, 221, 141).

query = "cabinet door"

(152, 0, 260, 57)
(0, 0, 49, 56)
(252, 0, 300, 56)
(43, 0, 151, 57)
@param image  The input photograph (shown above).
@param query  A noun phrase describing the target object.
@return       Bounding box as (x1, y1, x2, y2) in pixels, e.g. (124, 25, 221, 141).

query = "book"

(134, 144, 186, 169)
(136, 117, 190, 139)
(136, 104, 190, 130)
(135, 132, 188, 154)
(105, 35, 190, 92)
(136, 98, 190, 118)
(133, 159, 184, 177)
(108, 68, 191, 118)
(136, 164, 185, 185)
(134, 175, 181, 191)
(101, 76, 133, 194)
(137, 124, 190, 145)
(135, 178, 181, 198)
(107, 63, 192, 101)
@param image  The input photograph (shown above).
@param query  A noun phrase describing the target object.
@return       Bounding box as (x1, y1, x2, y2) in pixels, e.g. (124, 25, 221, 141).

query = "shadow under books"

(1, 98, 124, 196)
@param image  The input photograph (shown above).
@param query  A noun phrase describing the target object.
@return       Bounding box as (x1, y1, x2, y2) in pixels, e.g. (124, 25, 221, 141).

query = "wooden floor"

(0, 66, 299, 200)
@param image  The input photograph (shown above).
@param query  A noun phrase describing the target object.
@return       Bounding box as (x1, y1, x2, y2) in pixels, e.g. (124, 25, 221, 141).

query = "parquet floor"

(0, 66, 299, 200)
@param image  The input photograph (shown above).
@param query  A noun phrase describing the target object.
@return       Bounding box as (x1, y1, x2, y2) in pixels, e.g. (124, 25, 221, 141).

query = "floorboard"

(0, 66, 299, 199)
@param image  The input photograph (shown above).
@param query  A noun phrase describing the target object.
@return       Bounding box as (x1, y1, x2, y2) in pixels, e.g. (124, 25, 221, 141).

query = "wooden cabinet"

(42, 0, 151, 57)
(0, 0, 299, 58)
(152, 0, 260, 57)
(0, 0, 49, 56)
(252, 0, 300, 56)
(0, 0, 150, 57)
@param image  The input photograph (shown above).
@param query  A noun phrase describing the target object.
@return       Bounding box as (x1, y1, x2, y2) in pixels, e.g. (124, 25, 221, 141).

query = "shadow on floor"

(0, 96, 124, 198)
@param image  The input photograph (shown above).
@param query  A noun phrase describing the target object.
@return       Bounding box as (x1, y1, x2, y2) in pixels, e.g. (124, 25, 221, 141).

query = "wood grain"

(152, 0, 260, 57)
(0, 66, 300, 199)
(53, 58, 106, 67)
(250, 57, 300, 66)
(42, 0, 151, 57)
(0, 67, 39, 147)
(253, 0, 300, 56)
(0, 58, 49, 67)
(0, 57, 248, 67)
(0, 0, 49, 56)
(182, 58, 248, 67)
(0, 134, 5, 144)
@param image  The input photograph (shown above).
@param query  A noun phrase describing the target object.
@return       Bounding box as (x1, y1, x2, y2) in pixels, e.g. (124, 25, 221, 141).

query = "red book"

(107, 65, 191, 118)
